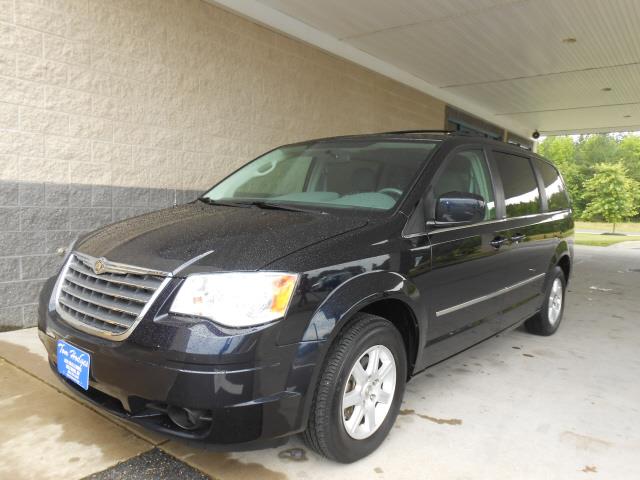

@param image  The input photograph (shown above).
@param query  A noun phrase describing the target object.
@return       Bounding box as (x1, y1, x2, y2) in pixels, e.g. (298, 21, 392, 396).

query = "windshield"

(202, 139, 440, 212)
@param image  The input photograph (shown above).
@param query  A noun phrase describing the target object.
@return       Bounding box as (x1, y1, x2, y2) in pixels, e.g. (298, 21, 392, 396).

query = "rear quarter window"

(533, 158, 570, 211)
(493, 151, 541, 217)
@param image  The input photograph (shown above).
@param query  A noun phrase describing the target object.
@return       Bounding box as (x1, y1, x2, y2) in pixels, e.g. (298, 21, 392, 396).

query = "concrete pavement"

(1, 244, 639, 479)
(576, 230, 640, 236)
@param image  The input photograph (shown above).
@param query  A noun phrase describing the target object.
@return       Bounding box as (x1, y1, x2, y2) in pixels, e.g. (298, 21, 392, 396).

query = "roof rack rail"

(378, 129, 488, 138)
(379, 129, 455, 135)
(375, 129, 532, 149)
(506, 140, 532, 151)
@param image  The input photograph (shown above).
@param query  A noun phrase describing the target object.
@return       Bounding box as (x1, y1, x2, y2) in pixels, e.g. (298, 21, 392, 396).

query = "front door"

(416, 147, 512, 366)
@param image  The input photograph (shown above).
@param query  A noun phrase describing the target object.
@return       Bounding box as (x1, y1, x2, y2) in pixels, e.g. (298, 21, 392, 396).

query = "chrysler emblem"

(93, 259, 106, 275)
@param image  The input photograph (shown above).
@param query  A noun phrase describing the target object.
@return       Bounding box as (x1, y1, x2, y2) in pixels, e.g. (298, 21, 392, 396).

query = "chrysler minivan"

(38, 131, 573, 462)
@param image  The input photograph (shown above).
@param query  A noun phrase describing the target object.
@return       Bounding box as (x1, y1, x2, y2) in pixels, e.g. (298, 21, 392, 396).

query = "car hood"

(75, 203, 368, 274)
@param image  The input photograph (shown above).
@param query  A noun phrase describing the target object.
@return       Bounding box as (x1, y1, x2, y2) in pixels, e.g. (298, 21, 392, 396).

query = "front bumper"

(38, 291, 323, 448)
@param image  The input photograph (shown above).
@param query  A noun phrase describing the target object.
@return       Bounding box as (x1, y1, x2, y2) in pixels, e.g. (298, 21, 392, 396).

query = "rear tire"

(525, 266, 566, 336)
(303, 313, 407, 463)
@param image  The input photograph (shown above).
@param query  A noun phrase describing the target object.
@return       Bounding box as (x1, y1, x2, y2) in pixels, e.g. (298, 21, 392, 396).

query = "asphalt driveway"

(1, 244, 639, 479)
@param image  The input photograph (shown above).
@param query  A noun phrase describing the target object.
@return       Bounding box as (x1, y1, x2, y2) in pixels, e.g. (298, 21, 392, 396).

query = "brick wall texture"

(0, 0, 446, 330)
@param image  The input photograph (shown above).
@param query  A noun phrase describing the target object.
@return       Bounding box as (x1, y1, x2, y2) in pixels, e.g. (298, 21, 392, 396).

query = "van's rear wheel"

(525, 266, 566, 336)
(303, 313, 407, 463)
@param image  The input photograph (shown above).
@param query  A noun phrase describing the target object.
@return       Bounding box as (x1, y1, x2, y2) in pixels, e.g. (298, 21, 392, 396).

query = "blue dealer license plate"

(57, 340, 91, 390)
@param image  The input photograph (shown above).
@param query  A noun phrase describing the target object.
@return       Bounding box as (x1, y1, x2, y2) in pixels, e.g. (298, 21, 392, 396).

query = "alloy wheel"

(341, 344, 397, 440)
(548, 277, 563, 325)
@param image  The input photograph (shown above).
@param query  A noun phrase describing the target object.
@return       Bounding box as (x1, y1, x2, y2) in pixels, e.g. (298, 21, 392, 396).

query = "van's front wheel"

(303, 313, 407, 463)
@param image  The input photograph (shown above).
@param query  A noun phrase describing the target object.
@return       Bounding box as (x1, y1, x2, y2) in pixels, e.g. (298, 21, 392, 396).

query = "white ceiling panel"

(501, 102, 640, 134)
(214, 0, 640, 135)
(259, 0, 516, 39)
(348, 0, 640, 86)
(445, 63, 640, 114)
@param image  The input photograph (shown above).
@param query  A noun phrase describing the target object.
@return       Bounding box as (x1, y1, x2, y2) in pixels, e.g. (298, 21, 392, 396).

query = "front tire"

(525, 266, 566, 336)
(303, 313, 407, 463)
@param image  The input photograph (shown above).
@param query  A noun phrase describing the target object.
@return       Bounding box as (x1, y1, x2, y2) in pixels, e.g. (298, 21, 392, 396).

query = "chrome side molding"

(436, 273, 546, 317)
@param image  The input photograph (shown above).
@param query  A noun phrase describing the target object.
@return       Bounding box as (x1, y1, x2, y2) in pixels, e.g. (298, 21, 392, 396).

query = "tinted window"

(434, 150, 496, 220)
(533, 158, 570, 211)
(493, 152, 541, 217)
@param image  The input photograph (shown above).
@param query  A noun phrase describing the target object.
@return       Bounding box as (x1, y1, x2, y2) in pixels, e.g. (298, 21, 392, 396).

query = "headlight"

(170, 272, 298, 327)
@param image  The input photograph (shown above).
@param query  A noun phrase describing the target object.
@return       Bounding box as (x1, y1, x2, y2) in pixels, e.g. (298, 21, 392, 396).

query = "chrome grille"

(55, 253, 168, 338)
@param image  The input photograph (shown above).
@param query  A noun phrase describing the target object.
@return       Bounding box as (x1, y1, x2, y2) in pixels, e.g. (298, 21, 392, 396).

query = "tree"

(538, 133, 640, 220)
(538, 136, 576, 168)
(618, 135, 640, 182)
(538, 136, 585, 214)
(582, 163, 639, 233)
(576, 134, 619, 167)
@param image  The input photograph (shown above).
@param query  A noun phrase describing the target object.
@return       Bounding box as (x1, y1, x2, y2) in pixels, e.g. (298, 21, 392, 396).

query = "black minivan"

(38, 131, 573, 463)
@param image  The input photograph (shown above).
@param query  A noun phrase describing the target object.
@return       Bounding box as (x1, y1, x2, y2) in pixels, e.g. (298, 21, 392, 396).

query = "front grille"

(56, 253, 167, 337)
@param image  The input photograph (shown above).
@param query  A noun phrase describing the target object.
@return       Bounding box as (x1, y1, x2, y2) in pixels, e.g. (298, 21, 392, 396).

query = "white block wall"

(0, 0, 446, 329)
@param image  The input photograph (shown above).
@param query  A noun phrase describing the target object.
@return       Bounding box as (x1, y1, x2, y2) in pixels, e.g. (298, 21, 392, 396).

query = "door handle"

(490, 236, 508, 248)
(510, 233, 527, 244)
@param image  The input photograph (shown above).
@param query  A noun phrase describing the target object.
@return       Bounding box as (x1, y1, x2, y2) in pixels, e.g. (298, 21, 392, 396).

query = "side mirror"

(432, 191, 486, 226)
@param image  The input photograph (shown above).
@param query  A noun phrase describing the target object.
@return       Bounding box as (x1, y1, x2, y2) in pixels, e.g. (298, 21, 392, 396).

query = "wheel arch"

(297, 270, 426, 430)
(557, 253, 571, 282)
(549, 239, 572, 282)
(309, 270, 425, 375)
(358, 298, 420, 377)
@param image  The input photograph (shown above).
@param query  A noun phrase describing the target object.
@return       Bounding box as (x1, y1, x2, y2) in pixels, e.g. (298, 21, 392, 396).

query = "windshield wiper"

(198, 197, 250, 208)
(245, 201, 325, 214)
(199, 197, 325, 214)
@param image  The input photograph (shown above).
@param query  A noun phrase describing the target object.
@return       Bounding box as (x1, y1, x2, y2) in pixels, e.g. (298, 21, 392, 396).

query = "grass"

(574, 233, 636, 247)
(575, 221, 640, 234)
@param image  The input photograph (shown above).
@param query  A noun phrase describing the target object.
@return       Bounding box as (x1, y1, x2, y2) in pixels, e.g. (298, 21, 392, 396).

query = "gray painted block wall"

(0, 179, 201, 331)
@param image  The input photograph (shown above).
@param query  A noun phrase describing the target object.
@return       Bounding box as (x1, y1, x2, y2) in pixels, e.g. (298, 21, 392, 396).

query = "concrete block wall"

(0, 0, 446, 330)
